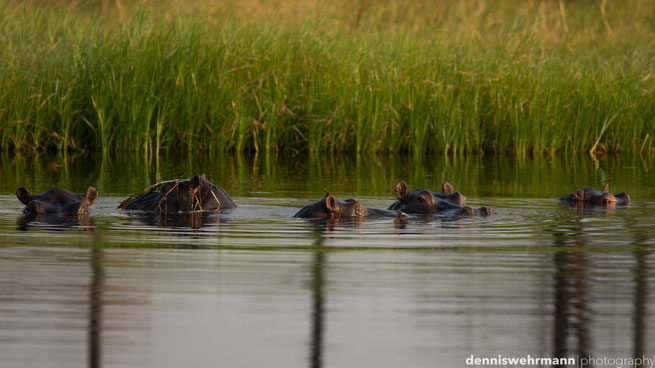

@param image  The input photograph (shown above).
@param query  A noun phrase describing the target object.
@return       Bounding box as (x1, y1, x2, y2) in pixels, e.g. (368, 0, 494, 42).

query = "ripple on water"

(0, 196, 654, 250)
(1, 194, 655, 367)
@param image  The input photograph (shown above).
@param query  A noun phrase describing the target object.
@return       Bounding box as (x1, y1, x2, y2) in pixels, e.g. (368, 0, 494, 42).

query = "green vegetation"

(0, 0, 653, 155)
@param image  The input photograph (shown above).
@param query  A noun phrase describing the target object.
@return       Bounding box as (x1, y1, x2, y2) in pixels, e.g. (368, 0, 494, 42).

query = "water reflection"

(89, 245, 104, 368)
(309, 226, 326, 368)
(634, 250, 648, 368)
(1, 152, 653, 201)
(549, 217, 652, 368)
(296, 217, 404, 234)
(295, 212, 480, 234)
(551, 221, 590, 366)
(17, 213, 95, 232)
(571, 202, 618, 217)
(562, 201, 625, 217)
(631, 218, 650, 368)
(127, 212, 222, 229)
(1, 152, 654, 368)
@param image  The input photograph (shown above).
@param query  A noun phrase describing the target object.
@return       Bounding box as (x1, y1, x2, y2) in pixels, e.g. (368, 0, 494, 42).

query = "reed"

(0, 0, 653, 155)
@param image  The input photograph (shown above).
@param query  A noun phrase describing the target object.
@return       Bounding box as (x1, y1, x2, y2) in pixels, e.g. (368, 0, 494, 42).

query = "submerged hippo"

(388, 181, 493, 216)
(294, 192, 407, 220)
(559, 184, 630, 205)
(16, 187, 98, 215)
(118, 174, 236, 213)
(388, 181, 466, 210)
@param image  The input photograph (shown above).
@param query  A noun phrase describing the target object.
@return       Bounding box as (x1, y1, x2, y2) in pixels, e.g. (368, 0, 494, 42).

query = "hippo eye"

(417, 197, 425, 203)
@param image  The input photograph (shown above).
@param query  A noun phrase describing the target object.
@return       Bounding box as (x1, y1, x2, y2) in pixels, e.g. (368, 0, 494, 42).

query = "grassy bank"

(0, 0, 654, 155)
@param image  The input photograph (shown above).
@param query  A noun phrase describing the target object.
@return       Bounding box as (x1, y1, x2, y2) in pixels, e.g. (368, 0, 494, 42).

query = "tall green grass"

(0, 0, 653, 155)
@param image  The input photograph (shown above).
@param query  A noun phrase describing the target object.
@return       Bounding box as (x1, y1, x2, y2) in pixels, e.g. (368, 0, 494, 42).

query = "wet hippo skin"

(295, 192, 407, 220)
(389, 181, 493, 216)
(119, 174, 236, 214)
(16, 187, 98, 215)
(559, 184, 630, 205)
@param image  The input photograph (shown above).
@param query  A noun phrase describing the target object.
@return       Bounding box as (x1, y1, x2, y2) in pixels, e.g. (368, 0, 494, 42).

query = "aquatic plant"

(0, 0, 653, 155)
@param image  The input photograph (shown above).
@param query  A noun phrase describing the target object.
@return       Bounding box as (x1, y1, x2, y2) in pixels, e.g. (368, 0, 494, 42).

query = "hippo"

(16, 187, 98, 215)
(388, 182, 493, 216)
(559, 184, 630, 205)
(294, 192, 407, 220)
(118, 174, 236, 214)
(388, 181, 466, 210)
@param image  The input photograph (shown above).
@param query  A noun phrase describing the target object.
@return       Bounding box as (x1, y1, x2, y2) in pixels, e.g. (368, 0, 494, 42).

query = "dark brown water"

(0, 153, 654, 368)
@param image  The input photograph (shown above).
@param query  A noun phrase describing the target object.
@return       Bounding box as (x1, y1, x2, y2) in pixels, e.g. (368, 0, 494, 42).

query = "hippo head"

(17, 187, 98, 215)
(119, 174, 237, 213)
(572, 186, 616, 205)
(392, 181, 492, 215)
(571, 184, 618, 204)
(392, 180, 466, 209)
(561, 184, 631, 206)
(393, 183, 441, 214)
(156, 174, 222, 213)
(294, 193, 367, 220)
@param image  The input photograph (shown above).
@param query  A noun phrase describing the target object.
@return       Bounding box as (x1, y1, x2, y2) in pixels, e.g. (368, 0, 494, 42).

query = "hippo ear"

(441, 181, 454, 194)
(603, 184, 609, 193)
(16, 187, 33, 205)
(84, 187, 98, 205)
(451, 192, 467, 206)
(394, 181, 409, 201)
(325, 193, 338, 214)
(614, 192, 631, 203)
(189, 176, 201, 188)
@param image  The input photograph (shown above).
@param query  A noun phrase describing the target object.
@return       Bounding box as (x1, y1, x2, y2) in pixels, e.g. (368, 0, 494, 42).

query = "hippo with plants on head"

(388, 181, 493, 216)
(559, 184, 630, 206)
(16, 187, 98, 215)
(388, 181, 467, 210)
(294, 192, 407, 220)
(118, 174, 236, 214)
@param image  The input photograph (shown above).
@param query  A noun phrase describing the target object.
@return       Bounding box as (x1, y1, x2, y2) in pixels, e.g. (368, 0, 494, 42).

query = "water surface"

(1, 153, 654, 368)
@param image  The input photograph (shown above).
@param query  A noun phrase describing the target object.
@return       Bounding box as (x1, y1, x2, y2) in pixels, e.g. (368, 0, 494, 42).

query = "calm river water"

(0, 153, 654, 368)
